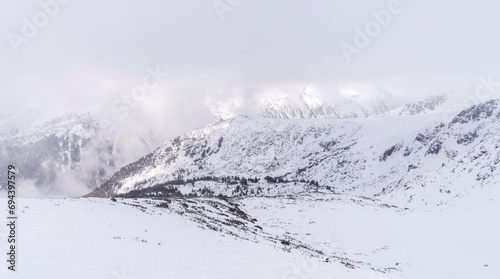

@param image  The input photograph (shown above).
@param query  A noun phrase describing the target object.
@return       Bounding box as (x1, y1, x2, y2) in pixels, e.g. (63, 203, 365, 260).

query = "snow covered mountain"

(3, 100, 499, 279)
(203, 85, 414, 121)
(381, 94, 449, 117)
(0, 109, 176, 197)
(259, 86, 403, 119)
(259, 88, 454, 120)
(385, 99, 500, 206)
(88, 99, 500, 208)
(206, 85, 451, 121)
(0, 112, 120, 196)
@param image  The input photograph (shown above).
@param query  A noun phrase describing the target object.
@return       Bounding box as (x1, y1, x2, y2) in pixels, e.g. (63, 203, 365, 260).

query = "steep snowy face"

(90, 99, 500, 207)
(0, 112, 118, 196)
(385, 99, 500, 206)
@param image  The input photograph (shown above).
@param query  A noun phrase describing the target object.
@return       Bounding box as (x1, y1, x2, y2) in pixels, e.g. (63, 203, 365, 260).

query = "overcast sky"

(2, 0, 500, 134)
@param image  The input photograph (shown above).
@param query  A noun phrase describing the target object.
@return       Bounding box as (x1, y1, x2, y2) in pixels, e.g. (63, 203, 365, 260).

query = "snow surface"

(0, 196, 396, 279)
(241, 188, 500, 278)
(1, 187, 498, 278)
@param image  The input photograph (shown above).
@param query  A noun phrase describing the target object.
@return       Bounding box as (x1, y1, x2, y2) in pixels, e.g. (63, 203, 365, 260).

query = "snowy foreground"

(1, 188, 499, 279)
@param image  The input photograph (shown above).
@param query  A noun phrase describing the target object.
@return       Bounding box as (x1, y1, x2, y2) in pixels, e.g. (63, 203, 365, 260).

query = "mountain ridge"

(86, 99, 500, 208)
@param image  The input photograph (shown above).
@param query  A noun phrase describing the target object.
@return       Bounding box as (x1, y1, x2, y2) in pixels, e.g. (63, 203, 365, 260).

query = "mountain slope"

(85, 112, 432, 198)
(88, 99, 500, 208)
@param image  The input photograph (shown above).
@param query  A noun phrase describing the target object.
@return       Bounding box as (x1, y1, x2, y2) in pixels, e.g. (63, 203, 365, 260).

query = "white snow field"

(1, 185, 498, 279)
(241, 187, 500, 279)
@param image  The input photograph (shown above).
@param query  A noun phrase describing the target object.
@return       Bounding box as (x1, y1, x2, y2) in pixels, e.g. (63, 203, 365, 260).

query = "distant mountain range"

(259, 87, 403, 119)
(205, 86, 453, 121)
(3, 91, 492, 202)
